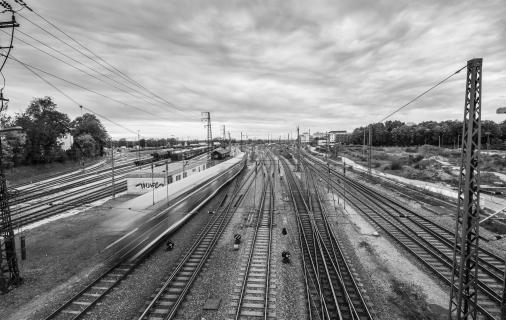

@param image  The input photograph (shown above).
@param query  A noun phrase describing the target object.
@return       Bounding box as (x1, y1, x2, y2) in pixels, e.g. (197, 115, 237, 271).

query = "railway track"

(136, 161, 257, 320)
(43, 159, 247, 320)
(3, 158, 174, 232)
(231, 158, 276, 319)
(305, 155, 504, 319)
(281, 157, 372, 320)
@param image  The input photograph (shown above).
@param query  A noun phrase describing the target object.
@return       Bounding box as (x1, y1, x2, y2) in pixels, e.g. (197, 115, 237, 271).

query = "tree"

(71, 113, 108, 156)
(74, 134, 96, 157)
(14, 97, 70, 164)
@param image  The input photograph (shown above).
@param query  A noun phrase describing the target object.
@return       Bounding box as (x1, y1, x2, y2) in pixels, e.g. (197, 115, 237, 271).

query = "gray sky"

(1, 0, 505, 139)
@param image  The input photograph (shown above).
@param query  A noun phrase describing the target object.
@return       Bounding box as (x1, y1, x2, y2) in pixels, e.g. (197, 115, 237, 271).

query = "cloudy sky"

(1, 0, 505, 139)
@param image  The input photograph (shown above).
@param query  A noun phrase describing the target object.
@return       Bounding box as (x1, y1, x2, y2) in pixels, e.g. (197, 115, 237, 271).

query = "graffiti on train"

(135, 182, 165, 190)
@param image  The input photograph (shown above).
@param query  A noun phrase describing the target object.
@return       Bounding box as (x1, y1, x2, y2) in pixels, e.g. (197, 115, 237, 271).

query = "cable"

(4, 53, 166, 119)
(17, 11, 186, 113)
(26, 9, 186, 113)
(0, 28, 172, 109)
(15, 56, 138, 135)
(377, 65, 466, 123)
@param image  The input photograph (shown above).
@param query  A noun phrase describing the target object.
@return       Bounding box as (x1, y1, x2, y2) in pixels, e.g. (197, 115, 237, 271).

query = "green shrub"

(389, 278, 439, 320)
(389, 160, 403, 170)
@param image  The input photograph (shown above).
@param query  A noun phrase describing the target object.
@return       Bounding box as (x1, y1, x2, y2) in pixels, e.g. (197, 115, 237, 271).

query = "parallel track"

(43, 161, 246, 320)
(305, 155, 503, 319)
(231, 158, 276, 319)
(281, 157, 372, 320)
(136, 161, 256, 320)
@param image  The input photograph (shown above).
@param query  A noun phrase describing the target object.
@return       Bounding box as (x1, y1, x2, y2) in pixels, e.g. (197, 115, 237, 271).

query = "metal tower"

(201, 112, 212, 160)
(0, 2, 22, 294)
(449, 58, 483, 320)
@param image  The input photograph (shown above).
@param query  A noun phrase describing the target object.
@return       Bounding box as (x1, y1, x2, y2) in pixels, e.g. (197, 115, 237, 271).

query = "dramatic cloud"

(1, 0, 505, 139)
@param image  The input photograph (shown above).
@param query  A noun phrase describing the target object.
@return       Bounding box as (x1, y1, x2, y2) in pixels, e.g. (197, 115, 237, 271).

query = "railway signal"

(281, 250, 290, 264)
(165, 240, 174, 251)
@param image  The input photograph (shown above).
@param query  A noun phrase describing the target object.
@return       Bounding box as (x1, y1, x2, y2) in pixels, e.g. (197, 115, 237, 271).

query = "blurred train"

(134, 146, 211, 166)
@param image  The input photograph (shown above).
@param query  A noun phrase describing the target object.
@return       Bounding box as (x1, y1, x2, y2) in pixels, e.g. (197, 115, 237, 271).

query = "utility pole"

(449, 58, 483, 320)
(137, 130, 141, 170)
(240, 132, 243, 152)
(165, 160, 169, 207)
(343, 160, 346, 210)
(368, 125, 372, 175)
(0, 2, 23, 294)
(201, 112, 212, 162)
(363, 129, 366, 157)
(110, 139, 115, 199)
(296, 126, 301, 172)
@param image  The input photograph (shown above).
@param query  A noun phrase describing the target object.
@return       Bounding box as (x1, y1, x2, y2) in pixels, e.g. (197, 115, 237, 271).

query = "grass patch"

(389, 278, 440, 320)
(5, 158, 102, 186)
(481, 218, 506, 234)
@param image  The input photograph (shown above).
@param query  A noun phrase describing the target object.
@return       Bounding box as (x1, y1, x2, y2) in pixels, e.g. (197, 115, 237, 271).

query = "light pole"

(110, 139, 115, 199)
(496, 107, 506, 320)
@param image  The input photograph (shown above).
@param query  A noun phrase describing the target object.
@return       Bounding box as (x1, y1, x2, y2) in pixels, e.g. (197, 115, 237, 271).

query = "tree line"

(348, 120, 506, 147)
(1, 97, 109, 168)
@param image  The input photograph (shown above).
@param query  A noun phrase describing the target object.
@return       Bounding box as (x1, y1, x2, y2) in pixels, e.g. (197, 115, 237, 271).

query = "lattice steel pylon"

(449, 58, 483, 320)
(0, 4, 22, 294)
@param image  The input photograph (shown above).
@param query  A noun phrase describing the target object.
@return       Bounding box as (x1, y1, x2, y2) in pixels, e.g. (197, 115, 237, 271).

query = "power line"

(3, 53, 166, 119)
(26, 9, 187, 113)
(15, 55, 138, 135)
(0, 28, 173, 109)
(17, 11, 186, 113)
(378, 65, 467, 123)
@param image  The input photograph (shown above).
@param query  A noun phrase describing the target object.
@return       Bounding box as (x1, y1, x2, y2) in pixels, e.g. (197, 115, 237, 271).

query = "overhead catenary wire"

(14, 54, 138, 135)
(25, 9, 186, 113)
(377, 64, 467, 123)
(0, 28, 175, 110)
(16, 11, 186, 113)
(3, 53, 169, 119)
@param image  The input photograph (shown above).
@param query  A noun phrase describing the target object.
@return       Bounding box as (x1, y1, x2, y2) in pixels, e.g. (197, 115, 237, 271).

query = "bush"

(389, 278, 439, 320)
(389, 160, 403, 170)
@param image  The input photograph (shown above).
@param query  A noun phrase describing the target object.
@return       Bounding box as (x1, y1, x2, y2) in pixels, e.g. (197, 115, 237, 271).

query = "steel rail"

(136, 159, 254, 320)
(304, 156, 500, 319)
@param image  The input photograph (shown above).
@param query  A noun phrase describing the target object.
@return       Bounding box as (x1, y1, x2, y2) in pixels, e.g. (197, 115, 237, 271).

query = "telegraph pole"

(201, 112, 212, 161)
(296, 126, 301, 172)
(0, 2, 23, 294)
(368, 125, 372, 175)
(137, 130, 141, 170)
(449, 58, 483, 320)
(110, 139, 115, 199)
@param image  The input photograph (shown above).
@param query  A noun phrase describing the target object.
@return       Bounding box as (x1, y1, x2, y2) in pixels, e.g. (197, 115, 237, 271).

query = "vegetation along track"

(43, 161, 247, 320)
(305, 155, 504, 319)
(230, 156, 276, 319)
(281, 156, 372, 320)
(136, 161, 258, 320)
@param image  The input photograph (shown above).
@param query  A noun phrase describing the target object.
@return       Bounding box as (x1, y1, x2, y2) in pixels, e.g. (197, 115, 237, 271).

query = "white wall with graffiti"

(126, 161, 210, 195)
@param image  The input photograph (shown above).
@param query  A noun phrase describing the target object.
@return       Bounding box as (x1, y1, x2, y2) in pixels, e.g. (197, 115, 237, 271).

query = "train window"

(183, 172, 187, 178)
(167, 176, 173, 184)
(176, 175, 181, 181)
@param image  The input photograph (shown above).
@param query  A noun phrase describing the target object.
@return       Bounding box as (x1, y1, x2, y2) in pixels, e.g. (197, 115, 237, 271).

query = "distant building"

(58, 133, 73, 151)
(329, 130, 349, 144)
(312, 132, 327, 140)
(211, 147, 230, 160)
(300, 132, 311, 143)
